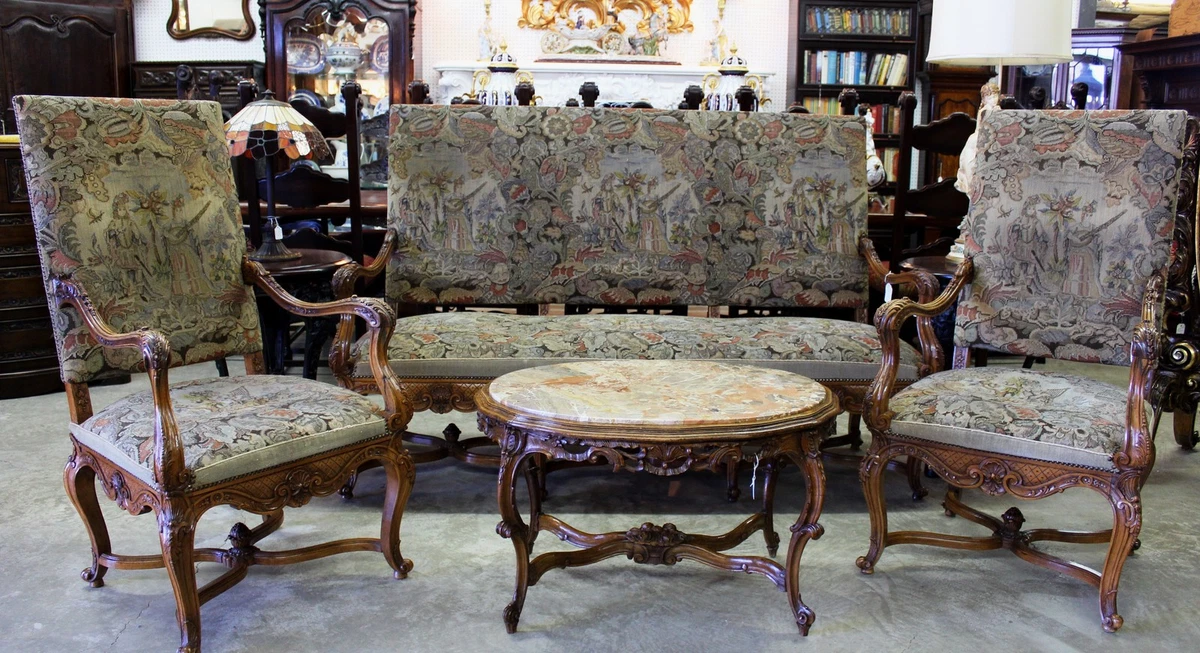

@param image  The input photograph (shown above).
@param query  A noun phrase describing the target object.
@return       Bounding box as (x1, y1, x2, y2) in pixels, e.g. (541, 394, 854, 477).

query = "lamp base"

(249, 239, 301, 262)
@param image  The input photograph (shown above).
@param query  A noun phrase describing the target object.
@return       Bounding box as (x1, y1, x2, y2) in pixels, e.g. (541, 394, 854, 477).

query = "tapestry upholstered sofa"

(329, 105, 941, 493)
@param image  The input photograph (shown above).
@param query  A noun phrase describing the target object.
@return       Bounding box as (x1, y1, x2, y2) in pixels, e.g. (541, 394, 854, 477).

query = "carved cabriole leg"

(243, 351, 267, 376)
(1099, 475, 1143, 633)
(783, 431, 827, 636)
(523, 455, 544, 547)
(494, 426, 534, 634)
(760, 458, 781, 556)
(64, 450, 111, 588)
(725, 458, 741, 503)
(906, 457, 929, 501)
(157, 497, 201, 653)
(846, 413, 862, 450)
(380, 447, 417, 579)
(855, 435, 892, 574)
(1173, 408, 1198, 449)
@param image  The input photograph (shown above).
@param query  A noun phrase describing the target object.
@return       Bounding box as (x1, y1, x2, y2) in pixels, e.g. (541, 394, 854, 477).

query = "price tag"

(274, 224, 284, 241)
(884, 282, 893, 303)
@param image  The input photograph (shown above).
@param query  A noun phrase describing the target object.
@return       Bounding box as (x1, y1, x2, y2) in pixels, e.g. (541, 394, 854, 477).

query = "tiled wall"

(133, 0, 265, 62)
(418, 0, 792, 107)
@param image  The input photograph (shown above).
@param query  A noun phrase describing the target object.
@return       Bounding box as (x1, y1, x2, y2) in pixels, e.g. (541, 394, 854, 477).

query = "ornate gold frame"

(167, 0, 256, 41)
(519, 0, 693, 34)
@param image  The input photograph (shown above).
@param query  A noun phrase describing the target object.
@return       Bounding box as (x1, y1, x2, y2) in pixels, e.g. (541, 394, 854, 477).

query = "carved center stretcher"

(475, 360, 840, 634)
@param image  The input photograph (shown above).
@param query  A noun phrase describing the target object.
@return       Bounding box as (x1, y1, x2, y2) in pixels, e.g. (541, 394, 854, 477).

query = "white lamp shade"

(926, 0, 1073, 65)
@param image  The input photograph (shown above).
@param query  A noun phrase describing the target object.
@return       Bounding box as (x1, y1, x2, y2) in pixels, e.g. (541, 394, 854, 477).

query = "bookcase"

(794, 0, 919, 208)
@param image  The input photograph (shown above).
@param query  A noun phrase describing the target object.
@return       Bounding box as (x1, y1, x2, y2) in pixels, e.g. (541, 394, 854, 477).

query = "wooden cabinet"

(0, 143, 61, 398)
(131, 61, 265, 115)
(1119, 33, 1200, 117)
(0, 0, 133, 133)
(261, 0, 417, 106)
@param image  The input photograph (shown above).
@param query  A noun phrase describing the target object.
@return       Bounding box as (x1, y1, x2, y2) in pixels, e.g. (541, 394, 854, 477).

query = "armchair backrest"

(13, 96, 262, 383)
(386, 105, 868, 308)
(954, 109, 1191, 366)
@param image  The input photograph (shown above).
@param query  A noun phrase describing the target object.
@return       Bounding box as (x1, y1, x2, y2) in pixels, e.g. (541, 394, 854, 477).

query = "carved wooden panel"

(0, 0, 132, 132)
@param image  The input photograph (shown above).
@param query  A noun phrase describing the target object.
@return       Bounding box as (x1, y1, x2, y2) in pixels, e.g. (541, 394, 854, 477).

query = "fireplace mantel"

(432, 60, 775, 109)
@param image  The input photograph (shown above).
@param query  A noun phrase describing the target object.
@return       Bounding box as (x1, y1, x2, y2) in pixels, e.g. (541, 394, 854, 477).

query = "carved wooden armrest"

(860, 236, 923, 298)
(243, 259, 412, 431)
(1120, 273, 1167, 472)
(863, 258, 975, 433)
(52, 278, 191, 491)
(332, 229, 395, 299)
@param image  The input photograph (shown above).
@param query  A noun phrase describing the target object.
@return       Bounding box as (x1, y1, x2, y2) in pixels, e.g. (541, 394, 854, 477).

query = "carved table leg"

(1173, 407, 1199, 450)
(784, 433, 827, 636)
(760, 458, 781, 557)
(496, 448, 533, 634)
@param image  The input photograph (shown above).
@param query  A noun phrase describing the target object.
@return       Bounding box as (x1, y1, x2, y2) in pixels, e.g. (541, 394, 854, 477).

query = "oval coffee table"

(476, 360, 841, 635)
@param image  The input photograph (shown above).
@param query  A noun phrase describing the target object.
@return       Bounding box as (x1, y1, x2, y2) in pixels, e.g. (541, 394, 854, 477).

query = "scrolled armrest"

(243, 259, 412, 431)
(863, 258, 974, 433)
(1117, 273, 1166, 472)
(332, 229, 395, 299)
(53, 278, 172, 372)
(53, 278, 190, 490)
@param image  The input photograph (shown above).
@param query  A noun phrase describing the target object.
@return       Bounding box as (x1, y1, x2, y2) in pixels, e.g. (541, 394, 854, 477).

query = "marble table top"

(485, 360, 833, 428)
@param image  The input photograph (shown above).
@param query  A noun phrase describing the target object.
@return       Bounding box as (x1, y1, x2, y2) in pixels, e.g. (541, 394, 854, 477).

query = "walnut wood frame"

(475, 384, 840, 635)
(329, 232, 944, 498)
(57, 258, 415, 653)
(858, 253, 1164, 632)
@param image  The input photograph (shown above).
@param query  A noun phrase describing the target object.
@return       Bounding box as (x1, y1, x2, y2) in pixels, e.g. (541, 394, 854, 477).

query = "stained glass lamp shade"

(224, 90, 330, 261)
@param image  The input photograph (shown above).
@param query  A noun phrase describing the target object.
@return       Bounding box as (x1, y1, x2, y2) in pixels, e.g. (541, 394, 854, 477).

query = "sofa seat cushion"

(888, 367, 1129, 470)
(350, 312, 920, 383)
(72, 375, 387, 488)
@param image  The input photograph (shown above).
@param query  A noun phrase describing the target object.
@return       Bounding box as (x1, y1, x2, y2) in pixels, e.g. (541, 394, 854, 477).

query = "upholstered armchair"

(12, 95, 415, 653)
(858, 109, 1198, 631)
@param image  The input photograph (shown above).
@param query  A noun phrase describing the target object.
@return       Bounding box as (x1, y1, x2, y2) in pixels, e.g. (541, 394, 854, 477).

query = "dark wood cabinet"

(1119, 33, 1200, 117)
(261, 0, 417, 105)
(131, 61, 265, 114)
(0, 0, 133, 133)
(0, 142, 62, 398)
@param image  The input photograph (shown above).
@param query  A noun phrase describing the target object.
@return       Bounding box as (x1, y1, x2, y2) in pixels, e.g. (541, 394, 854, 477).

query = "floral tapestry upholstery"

(889, 367, 1129, 470)
(12, 96, 262, 383)
(954, 109, 1189, 366)
(387, 105, 868, 309)
(348, 312, 921, 382)
(71, 375, 386, 488)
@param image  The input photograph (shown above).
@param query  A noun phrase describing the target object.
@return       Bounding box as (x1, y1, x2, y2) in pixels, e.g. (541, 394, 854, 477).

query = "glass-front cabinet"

(1005, 27, 1165, 110)
(262, 0, 416, 187)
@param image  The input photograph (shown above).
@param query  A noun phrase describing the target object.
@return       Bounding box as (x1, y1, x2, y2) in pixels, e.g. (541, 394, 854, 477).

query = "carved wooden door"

(0, 0, 133, 132)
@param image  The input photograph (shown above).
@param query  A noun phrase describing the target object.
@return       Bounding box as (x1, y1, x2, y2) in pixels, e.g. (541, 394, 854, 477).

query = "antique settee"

(330, 105, 940, 490)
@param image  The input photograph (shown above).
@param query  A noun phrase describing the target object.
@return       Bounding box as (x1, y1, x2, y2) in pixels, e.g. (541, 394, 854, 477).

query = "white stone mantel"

(433, 60, 774, 110)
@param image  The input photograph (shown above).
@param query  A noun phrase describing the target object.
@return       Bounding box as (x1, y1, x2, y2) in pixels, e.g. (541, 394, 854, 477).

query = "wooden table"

(257, 248, 353, 377)
(476, 360, 840, 635)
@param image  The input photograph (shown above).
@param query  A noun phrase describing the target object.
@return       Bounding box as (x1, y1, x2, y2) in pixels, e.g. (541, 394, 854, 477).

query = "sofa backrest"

(387, 105, 868, 308)
(954, 109, 1191, 366)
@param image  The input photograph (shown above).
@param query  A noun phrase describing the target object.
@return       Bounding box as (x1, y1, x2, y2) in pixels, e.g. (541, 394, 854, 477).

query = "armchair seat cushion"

(72, 375, 386, 488)
(888, 367, 1129, 470)
(349, 312, 921, 383)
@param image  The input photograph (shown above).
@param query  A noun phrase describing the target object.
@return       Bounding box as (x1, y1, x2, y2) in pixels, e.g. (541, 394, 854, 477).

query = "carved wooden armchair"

(12, 95, 415, 653)
(858, 109, 1198, 632)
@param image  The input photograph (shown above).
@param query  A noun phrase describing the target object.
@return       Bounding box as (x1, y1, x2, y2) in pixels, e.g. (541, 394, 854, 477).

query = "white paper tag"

(274, 224, 284, 240)
(884, 283, 894, 303)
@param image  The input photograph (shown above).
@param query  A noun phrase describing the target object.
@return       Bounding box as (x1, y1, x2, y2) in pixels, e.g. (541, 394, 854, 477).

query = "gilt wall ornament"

(519, 0, 693, 59)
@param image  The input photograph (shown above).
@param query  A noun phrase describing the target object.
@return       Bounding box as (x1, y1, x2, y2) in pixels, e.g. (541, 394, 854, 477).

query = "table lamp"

(224, 90, 330, 261)
(925, 0, 1073, 261)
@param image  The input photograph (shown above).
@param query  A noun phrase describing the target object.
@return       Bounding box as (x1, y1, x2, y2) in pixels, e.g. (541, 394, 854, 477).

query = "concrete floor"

(1, 359, 1198, 652)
